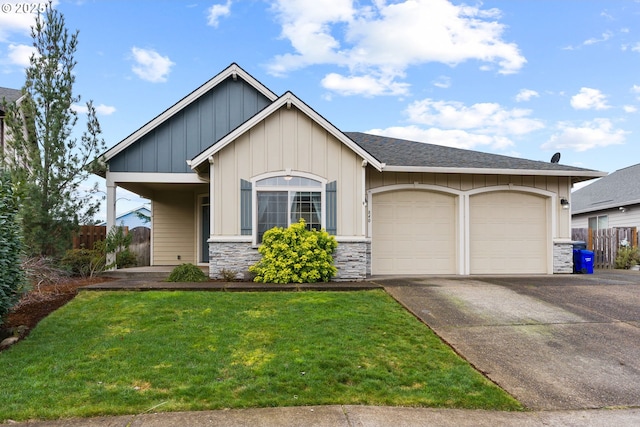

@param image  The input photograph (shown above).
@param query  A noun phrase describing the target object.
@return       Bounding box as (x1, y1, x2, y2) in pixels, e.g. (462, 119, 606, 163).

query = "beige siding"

(213, 106, 365, 236)
(152, 190, 196, 265)
(367, 170, 573, 240)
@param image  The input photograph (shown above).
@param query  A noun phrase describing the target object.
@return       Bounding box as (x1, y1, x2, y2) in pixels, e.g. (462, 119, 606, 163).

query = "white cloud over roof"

(268, 0, 526, 97)
(366, 97, 544, 150)
(130, 47, 175, 83)
(542, 118, 627, 152)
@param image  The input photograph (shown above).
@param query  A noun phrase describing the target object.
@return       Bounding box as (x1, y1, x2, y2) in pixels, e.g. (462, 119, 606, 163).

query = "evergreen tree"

(3, 2, 106, 257)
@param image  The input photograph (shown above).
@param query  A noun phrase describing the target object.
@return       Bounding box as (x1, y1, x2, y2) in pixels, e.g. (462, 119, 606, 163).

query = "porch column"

(207, 156, 218, 277)
(209, 156, 215, 258)
(106, 174, 117, 269)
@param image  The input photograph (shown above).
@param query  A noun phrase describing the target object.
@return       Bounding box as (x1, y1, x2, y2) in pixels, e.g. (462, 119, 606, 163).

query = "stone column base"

(553, 241, 573, 274)
(333, 239, 371, 281)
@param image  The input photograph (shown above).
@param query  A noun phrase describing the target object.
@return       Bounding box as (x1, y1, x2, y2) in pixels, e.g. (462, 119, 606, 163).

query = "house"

(98, 63, 605, 279)
(572, 163, 640, 242)
(98, 206, 151, 230)
(0, 87, 24, 164)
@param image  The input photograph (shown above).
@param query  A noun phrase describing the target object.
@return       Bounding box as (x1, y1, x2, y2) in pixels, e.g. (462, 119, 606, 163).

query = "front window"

(255, 176, 323, 243)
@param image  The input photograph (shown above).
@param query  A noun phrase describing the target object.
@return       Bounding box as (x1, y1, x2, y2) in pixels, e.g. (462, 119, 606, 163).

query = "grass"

(0, 290, 522, 421)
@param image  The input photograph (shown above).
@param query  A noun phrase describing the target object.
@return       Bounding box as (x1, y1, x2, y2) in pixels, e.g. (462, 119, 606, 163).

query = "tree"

(3, 2, 106, 258)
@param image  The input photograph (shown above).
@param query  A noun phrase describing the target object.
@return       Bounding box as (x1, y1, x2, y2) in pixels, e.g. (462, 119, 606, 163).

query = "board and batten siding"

(366, 170, 573, 239)
(212, 106, 365, 237)
(109, 78, 272, 174)
(152, 190, 196, 265)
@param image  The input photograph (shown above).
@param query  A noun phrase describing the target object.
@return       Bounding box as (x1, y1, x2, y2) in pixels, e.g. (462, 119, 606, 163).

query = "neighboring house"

(0, 87, 24, 164)
(572, 163, 640, 239)
(98, 206, 151, 230)
(98, 63, 605, 279)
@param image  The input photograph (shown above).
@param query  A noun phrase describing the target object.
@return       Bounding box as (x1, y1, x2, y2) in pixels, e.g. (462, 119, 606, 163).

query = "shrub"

(0, 171, 27, 321)
(220, 268, 239, 282)
(168, 263, 208, 282)
(614, 245, 640, 269)
(250, 219, 337, 283)
(60, 227, 138, 277)
(60, 248, 105, 278)
(115, 249, 138, 269)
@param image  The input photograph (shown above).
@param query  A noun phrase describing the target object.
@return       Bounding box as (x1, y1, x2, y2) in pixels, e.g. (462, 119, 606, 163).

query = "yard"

(0, 289, 521, 422)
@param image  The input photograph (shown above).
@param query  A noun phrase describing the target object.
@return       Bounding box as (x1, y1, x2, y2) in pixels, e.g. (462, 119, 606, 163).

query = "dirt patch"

(0, 277, 112, 350)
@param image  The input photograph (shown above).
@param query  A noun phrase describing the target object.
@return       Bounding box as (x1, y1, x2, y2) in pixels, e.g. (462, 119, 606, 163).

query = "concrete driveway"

(376, 271, 640, 410)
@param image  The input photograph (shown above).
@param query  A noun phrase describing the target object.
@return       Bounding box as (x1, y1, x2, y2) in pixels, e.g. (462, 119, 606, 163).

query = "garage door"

(372, 190, 457, 275)
(470, 191, 548, 274)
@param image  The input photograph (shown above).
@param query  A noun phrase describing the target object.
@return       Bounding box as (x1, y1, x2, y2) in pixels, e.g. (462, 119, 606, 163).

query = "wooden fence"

(571, 227, 637, 269)
(73, 225, 151, 266)
(72, 225, 107, 250)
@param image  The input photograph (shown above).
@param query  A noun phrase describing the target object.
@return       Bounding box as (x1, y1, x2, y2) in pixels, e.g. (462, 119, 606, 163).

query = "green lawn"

(0, 290, 521, 421)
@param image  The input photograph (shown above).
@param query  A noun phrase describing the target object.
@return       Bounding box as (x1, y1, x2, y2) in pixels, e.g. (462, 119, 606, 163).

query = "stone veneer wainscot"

(208, 238, 371, 281)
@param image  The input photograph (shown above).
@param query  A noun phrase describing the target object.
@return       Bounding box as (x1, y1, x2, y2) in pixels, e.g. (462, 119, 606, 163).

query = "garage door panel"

(372, 190, 457, 275)
(470, 192, 548, 274)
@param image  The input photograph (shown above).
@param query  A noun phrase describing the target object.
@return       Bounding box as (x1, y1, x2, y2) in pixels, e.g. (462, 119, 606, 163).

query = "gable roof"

(189, 92, 384, 171)
(102, 63, 278, 162)
(0, 87, 23, 115)
(346, 132, 606, 182)
(571, 163, 640, 214)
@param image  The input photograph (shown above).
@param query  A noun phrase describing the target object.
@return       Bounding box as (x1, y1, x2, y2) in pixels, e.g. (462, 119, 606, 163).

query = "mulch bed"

(0, 277, 111, 349)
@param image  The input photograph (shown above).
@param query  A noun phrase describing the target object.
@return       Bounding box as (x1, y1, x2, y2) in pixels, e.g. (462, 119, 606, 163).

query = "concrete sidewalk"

(8, 406, 640, 427)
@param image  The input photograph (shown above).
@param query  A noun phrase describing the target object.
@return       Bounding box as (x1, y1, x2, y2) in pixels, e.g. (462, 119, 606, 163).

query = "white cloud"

(583, 31, 612, 46)
(130, 47, 175, 83)
(570, 87, 610, 110)
(365, 97, 544, 151)
(7, 43, 36, 67)
(405, 98, 544, 136)
(268, 0, 526, 96)
(72, 103, 116, 116)
(515, 89, 539, 102)
(207, 0, 232, 27)
(365, 125, 512, 150)
(623, 105, 637, 113)
(541, 118, 627, 152)
(321, 72, 410, 97)
(0, 0, 55, 41)
(632, 85, 640, 99)
(432, 76, 451, 89)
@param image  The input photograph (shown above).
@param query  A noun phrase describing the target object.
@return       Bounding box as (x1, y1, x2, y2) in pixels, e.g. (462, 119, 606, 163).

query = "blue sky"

(1, 0, 639, 219)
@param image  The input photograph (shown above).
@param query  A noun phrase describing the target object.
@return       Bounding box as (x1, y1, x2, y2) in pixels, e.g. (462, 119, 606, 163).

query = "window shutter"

(240, 179, 252, 235)
(326, 181, 337, 235)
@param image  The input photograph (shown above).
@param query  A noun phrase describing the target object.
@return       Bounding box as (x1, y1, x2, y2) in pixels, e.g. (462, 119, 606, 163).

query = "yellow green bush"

(250, 219, 337, 283)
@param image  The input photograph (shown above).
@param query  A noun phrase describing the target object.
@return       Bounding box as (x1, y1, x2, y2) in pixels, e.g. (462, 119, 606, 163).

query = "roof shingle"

(345, 132, 603, 178)
(571, 163, 640, 213)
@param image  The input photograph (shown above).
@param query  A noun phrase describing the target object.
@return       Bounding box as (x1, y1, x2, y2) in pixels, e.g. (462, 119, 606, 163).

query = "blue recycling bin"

(573, 249, 594, 274)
